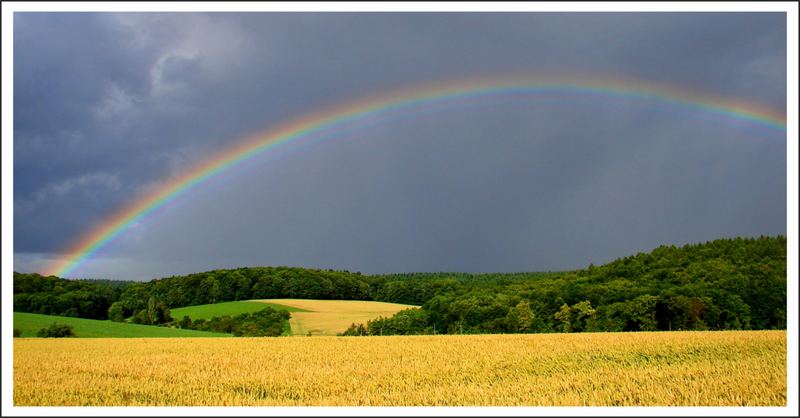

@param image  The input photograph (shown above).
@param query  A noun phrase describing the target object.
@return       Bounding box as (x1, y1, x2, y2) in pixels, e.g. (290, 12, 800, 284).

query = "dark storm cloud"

(13, 12, 786, 279)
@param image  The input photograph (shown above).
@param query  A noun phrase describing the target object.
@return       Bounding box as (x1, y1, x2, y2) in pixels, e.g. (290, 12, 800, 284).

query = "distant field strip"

(256, 299, 417, 336)
(13, 312, 231, 338)
(171, 300, 308, 320)
(13, 331, 785, 406)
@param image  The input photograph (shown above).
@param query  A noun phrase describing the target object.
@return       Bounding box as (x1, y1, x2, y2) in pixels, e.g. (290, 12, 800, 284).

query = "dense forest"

(13, 274, 124, 320)
(347, 236, 786, 335)
(13, 236, 786, 335)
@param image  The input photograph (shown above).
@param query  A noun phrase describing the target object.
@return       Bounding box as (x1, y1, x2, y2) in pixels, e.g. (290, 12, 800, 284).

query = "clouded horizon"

(13, 12, 787, 280)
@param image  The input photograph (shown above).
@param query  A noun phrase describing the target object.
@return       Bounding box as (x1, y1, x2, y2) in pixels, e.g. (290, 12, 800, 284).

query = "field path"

(255, 299, 416, 336)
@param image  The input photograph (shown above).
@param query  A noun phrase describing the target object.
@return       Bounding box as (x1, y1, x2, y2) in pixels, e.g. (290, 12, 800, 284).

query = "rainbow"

(43, 75, 786, 278)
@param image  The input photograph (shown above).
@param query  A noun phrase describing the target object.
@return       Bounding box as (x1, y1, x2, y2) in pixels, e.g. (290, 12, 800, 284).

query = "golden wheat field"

(13, 330, 785, 406)
(256, 298, 417, 336)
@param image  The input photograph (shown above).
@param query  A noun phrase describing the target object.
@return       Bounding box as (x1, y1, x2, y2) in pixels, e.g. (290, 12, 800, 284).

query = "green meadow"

(13, 312, 231, 338)
(170, 300, 309, 321)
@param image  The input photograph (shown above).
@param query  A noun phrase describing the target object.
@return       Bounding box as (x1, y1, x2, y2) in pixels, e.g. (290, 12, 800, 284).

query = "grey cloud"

(13, 12, 787, 279)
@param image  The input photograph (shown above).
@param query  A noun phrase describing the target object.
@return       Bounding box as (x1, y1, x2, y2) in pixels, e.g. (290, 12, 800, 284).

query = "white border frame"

(2, 2, 797, 417)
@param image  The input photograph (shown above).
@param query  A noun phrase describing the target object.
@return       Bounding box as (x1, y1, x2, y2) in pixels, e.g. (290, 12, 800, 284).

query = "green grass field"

(15, 300, 411, 338)
(170, 300, 309, 321)
(13, 312, 231, 338)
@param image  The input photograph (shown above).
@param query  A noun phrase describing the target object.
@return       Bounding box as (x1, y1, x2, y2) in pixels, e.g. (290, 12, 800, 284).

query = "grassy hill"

(170, 300, 309, 321)
(13, 312, 231, 338)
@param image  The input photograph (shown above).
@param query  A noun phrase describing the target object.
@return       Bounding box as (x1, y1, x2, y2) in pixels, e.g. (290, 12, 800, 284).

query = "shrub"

(36, 323, 76, 338)
(131, 309, 151, 325)
(13, 328, 22, 338)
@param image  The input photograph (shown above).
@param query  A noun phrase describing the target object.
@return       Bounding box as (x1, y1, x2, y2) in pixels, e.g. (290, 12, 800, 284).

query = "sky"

(12, 12, 787, 280)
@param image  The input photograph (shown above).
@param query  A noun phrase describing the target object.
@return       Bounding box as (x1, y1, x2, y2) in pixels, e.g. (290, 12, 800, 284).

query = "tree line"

(13, 273, 123, 320)
(13, 236, 786, 335)
(343, 236, 786, 335)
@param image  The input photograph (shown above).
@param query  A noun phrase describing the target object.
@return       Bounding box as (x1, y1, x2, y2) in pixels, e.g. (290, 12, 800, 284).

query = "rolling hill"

(170, 300, 309, 321)
(169, 299, 417, 336)
(13, 312, 231, 338)
(258, 299, 418, 336)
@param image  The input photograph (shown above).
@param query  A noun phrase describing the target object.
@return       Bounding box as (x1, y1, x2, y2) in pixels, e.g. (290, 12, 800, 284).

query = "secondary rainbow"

(43, 75, 787, 278)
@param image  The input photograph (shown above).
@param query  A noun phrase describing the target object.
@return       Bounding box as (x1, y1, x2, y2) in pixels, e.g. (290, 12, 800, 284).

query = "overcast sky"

(13, 12, 786, 280)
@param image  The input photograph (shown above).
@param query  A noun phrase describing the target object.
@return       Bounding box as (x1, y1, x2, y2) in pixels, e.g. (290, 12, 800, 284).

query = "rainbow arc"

(43, 76, 787, 278)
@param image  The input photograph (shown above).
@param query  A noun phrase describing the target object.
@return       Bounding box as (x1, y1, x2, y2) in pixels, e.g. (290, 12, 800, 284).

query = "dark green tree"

(108, 301, 126, 322)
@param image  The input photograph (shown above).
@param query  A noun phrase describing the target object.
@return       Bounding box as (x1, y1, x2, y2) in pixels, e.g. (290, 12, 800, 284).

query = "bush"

(13, 328, 22, 338)
(183, 307, 290, 337)
(36, 323, 76, 338)
(108, 301, 126, 322)
(131, 309, 151, 325)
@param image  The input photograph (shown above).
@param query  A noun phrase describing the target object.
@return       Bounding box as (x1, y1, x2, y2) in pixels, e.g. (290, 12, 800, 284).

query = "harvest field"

(14, 330, 785, 406)
(257, 299, 417, 336)
(12, 312, 230, 338)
